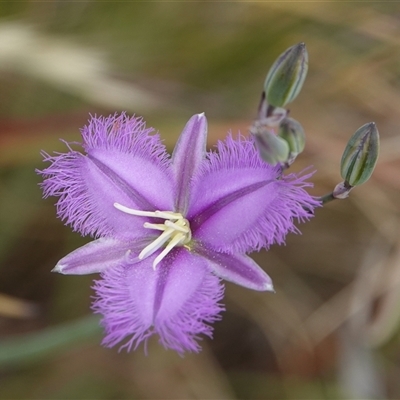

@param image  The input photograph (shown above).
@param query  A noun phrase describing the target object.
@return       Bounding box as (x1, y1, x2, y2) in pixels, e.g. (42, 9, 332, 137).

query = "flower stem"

(318, 192, 336, 205)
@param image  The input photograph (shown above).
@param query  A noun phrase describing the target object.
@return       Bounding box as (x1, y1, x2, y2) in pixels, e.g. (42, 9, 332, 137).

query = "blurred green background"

(1, 2, 400, 399)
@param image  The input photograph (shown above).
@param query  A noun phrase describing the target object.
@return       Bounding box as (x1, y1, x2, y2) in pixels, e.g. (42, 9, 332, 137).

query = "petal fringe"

(38, 113, 174, 238)
(82, 113, 170, 169)
(189, 134, 321, 254)
(92, 250, 224, 354)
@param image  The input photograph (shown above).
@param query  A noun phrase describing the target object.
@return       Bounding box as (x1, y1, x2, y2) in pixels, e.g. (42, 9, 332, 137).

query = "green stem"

(318, 192, 336, 205)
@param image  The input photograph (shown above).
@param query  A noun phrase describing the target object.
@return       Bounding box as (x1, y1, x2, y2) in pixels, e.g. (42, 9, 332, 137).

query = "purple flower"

(39, 112, 319, 354)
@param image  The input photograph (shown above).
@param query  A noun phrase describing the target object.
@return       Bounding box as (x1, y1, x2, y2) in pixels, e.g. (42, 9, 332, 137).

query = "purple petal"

(39, 114, 175, 238)
(171, 114, 207, 214)
(188, 135, 320, 253)
(53, 237, 146, 275)
(195, 244, 274, 291)
(92, 248, 224, 354)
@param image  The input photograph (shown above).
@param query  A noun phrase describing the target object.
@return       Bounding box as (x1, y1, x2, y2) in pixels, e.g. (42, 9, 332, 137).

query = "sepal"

(53, 238, 140, 275)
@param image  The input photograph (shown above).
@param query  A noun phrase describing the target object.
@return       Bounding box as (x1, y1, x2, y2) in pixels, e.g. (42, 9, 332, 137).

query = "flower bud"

(251, 126, 290, 166)
(278, 117, 305, 157)
(264, 43, 308, 108)
(340, 122, 379, 186)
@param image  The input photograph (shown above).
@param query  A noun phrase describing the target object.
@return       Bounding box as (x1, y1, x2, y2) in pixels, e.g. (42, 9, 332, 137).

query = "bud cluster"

(252, 43, 379, 203)
(251, 43, 308, 168)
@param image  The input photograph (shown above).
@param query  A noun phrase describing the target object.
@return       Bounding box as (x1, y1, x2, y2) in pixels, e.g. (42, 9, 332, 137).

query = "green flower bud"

(264, 43, 308, 108)
(340, 122, 379, 186)
(278, 117, 305, 157)
(251, 126, 290, 166)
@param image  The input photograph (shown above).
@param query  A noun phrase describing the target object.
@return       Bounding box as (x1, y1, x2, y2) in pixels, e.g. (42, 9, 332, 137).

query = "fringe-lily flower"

(39, 112, 319, 354)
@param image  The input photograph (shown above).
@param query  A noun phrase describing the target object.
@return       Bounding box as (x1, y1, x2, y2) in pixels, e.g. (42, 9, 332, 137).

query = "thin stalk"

(318, 192, 336, 205)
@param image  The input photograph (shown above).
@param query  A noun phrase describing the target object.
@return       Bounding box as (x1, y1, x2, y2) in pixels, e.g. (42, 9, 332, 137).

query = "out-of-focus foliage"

(1, 2, 400, 399)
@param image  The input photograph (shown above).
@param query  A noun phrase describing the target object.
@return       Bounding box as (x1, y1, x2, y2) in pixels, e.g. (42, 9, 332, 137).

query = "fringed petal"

(189, 134, 320, 253)
(38, 113, 174, 238)
(92, 249, 224, 354)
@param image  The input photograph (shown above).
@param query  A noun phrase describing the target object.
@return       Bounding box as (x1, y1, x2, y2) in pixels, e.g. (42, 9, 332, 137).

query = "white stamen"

(138, 228, 175, 260)
(143, 222, 167, 231)
(114, 202, 192, 269)
(165, 220, 190, 233)
(114, 203, 182, 220)
(153, 232, 186, 269)
(114, 203, 156, 217)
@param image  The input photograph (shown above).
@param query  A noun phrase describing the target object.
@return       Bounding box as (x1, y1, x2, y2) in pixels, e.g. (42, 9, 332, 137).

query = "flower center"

(114, 202, 192, 269)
